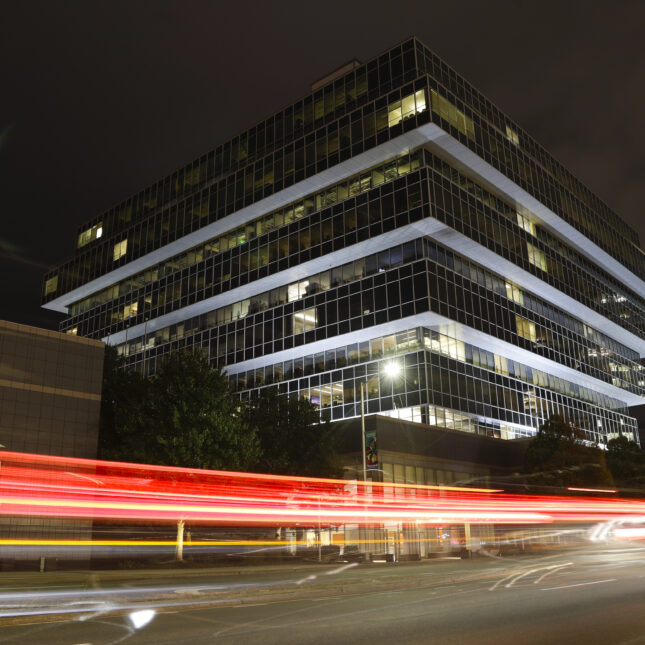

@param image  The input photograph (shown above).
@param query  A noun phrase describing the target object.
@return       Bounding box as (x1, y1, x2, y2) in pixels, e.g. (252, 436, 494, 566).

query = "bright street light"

(383, 361, 401, 379)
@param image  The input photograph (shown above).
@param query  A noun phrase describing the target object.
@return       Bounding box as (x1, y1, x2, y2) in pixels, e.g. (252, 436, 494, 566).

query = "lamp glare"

(384, 362, 401, 379)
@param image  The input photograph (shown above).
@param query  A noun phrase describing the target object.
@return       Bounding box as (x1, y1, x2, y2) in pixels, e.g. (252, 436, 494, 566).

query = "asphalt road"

(2, 545, 645, 644)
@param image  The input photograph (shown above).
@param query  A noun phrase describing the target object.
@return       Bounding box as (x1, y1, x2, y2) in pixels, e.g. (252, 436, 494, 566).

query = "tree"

(99, 349, 342, 476)
(606, 436, 645, 487)
(523, 415, 613, 489)
(148, 350, 260, 471)
(247, 387, 342, 478)
(99, 346, 152, 463)
(99, 349, 260, 471)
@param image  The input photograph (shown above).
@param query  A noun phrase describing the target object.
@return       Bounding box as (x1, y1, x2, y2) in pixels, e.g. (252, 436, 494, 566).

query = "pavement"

(2, 544, 645, 644)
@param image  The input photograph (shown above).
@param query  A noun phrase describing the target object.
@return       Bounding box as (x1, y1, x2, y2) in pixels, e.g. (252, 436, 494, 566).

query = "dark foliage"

(247, 387, 342, 478)
(523, 414, 613, 489)
(99, 350, 340, 477)
(606, 436, 645, 487)
(99, 349, 260, 471)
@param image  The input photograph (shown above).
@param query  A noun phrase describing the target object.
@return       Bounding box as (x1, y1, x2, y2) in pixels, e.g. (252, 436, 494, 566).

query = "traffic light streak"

(1, 450, 645, 527)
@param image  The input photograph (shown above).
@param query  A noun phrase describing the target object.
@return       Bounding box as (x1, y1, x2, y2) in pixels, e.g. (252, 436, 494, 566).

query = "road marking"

(489, 562, 572, 591)
(325, 563, 358, 576)
(232, 603, 268, 608)
(541, 578, 616, 591)
(507, 562, 574, 589)
(533, 563, 573, 584)
(295, 574, 317, 585)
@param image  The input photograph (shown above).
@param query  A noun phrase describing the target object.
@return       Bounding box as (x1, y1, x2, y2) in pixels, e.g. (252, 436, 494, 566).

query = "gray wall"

(0, 320, 104, 458)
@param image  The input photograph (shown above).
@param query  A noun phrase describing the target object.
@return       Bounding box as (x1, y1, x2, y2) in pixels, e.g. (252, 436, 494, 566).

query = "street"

(2, 544, 645, 644)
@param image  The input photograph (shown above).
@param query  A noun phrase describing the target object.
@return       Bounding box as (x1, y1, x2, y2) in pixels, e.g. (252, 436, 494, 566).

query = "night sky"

(1, 1, 644, 332)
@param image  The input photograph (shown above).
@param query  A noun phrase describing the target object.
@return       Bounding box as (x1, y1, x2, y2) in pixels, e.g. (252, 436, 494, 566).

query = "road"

(2, 544, 645, 644)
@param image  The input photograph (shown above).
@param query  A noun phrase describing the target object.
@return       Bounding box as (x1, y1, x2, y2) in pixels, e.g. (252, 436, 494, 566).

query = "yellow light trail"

(0, 537, 496, 547)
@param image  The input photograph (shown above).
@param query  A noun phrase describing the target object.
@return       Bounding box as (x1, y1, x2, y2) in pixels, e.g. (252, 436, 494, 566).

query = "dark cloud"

(1, 0, 643, 329)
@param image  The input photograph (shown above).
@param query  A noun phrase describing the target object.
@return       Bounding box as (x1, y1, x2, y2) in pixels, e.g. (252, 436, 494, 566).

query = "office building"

(42, 38, 645, 462)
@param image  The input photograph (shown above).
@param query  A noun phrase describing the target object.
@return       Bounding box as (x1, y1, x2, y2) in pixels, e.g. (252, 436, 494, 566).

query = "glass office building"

(43, 37, 645, 445)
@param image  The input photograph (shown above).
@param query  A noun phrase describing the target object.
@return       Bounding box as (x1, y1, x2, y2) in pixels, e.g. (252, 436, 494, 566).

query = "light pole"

(176, 519, 185, 561)
(359, 380, 369, 560)
(383, 361, 402, 411)
(359, 361, 401, 559)
(360, 361, 402, 482)
(317, 495, 322, 562)
(360, 380, 367, 482)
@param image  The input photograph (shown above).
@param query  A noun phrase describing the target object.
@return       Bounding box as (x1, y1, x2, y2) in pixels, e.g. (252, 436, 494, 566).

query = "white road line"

(541, 579, 617, 591)
(533, 563, 573, 584)
(489, 562, 573, 591)
(324, 563, 359, 576)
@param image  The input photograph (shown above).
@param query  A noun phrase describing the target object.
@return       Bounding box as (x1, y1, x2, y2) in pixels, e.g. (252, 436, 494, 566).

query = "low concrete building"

(335, 414, 530, 486)
(0, 321, 105, 568)
(0, 320, 104, 457)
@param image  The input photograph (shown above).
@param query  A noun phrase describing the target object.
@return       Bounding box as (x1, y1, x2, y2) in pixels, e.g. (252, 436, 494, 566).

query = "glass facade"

(227, 328, 636, 443)
(43, 37, 645, 448)
(111, 238, 643, 396)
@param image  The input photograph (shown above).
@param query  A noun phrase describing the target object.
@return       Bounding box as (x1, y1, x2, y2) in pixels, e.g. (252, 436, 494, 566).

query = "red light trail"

(1, 451, 644, 528)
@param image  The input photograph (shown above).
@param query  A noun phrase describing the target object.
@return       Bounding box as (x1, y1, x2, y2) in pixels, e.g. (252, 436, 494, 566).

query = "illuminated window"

(388, 89, 427, 127)
(316, 385, 332, 408)
(331, 381, 343, 406)
(500, 425, 521, 440)
(123, 301, 138, 319)
(516, 315, 537, 342)
(44, 275, 58, 296)
(423, 331, 465, 361)
(523, 388, 538, 413)
(494, 354, 509, 376)
(288, 279, 311, 302)
(427, 405, 478, 433)
(77, 222, 103, 248)
(293, 308, 317, 334)
(526, 242, 548, 272)
(414, 89, 427, 113)
(113, 239, 128, 261)
(382, 406, 424, 425)
(505, 282, 524, 305)
(516, 212, 536, 236)
(383, 335, 396, 356)
(430, 89, 475, 140)
(439, 336, 465, 361)
(506, 125, 520, 146)
(388, 104, 402, 129)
